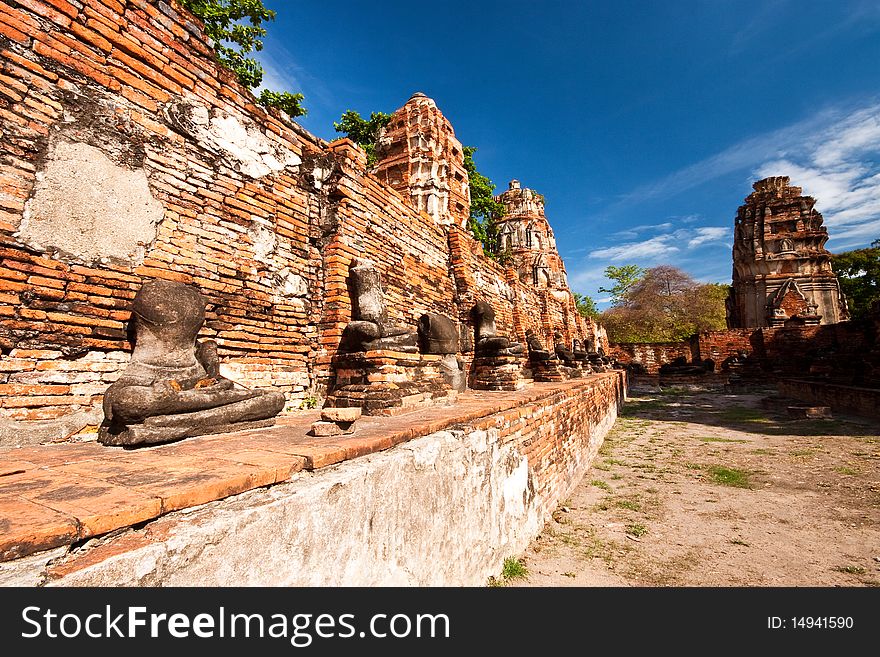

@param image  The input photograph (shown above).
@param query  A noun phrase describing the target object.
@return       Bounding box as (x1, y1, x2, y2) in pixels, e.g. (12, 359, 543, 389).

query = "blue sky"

(258, 0, 880, 307)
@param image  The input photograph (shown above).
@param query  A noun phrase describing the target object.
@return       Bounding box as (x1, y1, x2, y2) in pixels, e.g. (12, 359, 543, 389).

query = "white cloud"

(589, 235, 679, 261)
(609, 107, 838, 208)
(751, 103, 880, 250)
(609, 100, 880, 252)
(687, 227, 730, 249)
(568, 264, 611, 290)
(612, 221, 673, 240)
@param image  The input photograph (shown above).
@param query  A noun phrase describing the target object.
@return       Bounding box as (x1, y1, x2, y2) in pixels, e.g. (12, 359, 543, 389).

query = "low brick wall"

(0, 373, 625, 586)
(777, 379, 880, 420)
(609, 342, 692, 374)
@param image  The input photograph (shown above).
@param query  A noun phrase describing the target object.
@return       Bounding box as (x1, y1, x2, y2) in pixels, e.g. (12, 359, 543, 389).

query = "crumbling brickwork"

(609, 342, 695, 374)
(0, 0, 601, 436)
(372, 92, 470, 229)
(612, 318, 877, 385)
(495, 180, 568, 290)
(727, 176, 848, 328)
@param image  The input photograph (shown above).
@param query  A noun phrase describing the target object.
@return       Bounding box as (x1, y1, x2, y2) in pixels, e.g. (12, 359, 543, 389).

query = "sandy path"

(510, 386, 880, 587)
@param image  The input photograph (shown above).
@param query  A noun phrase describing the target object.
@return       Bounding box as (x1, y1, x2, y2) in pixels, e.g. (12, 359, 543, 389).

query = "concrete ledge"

(0, 372, 626, 585)
(778, 379, 880, 419)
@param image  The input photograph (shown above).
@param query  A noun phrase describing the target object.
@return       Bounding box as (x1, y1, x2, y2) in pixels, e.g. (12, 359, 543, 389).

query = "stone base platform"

(469, 355, 526, 390)
(0, 372, 626, 586)
(530, 359, 566, 382)
(325, 350, 456, 416)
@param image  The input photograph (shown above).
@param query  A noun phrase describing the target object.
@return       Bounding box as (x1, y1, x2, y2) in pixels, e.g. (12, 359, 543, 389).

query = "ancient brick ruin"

(372, 92, 470, 229)
(727, 176, 848, 328)
(0, 0, 631, 583)
(0, 0, 603, 442)
(611, 175, 880, 413)
(494, 180, 568, 291)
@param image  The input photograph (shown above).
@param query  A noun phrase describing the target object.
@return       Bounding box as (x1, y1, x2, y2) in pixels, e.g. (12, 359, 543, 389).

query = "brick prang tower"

(727, 176, 848, 328)
(372, 92, 470, 229)
(494, 180, 569, 290)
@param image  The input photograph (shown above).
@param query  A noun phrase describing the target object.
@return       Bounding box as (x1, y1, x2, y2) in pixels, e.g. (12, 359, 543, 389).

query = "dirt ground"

(512, 385, 880, 587)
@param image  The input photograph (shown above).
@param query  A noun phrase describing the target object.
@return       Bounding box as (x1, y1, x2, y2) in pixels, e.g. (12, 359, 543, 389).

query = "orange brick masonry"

(0, 372, 626, 563)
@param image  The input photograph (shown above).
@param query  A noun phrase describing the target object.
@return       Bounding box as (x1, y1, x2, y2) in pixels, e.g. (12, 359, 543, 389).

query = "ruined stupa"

(727, 176, 848, 328)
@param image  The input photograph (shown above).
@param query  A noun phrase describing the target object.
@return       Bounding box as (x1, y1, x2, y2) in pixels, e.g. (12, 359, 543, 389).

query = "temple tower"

(372, 92, 470, 228)
(494, 180, 568, 289)
(727, 176, 848, 328)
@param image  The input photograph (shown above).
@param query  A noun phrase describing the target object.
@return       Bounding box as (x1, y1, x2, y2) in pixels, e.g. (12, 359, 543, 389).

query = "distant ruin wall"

(608, 342, 694, 374)
(0, 0, 594, 430)
(612, 322, 877, 384)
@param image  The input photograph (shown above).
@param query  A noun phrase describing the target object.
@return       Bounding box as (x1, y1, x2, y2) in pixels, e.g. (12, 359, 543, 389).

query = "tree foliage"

(598, 265, 646, 305)
(179, 0, 306, 117)
(599, 265, 728, 343)
(573, 292, 600, 319)
(833, 239, 880, 320)
(333, 110, 392, 166)
(258, 90, 307, 118)
(463, 146, 505, 257)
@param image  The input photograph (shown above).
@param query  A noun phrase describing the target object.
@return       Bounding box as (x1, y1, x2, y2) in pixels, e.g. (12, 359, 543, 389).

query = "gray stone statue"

(340, 258, 418, 353)
(572, 339, 588, 361)
(471, 300, 524, 356)
(553, 330, 576, 364)
(418, 312, 466, 391)
(525, 328, 552, 361)
(98, 279, 286, 446)
(417, 312, 460, 354)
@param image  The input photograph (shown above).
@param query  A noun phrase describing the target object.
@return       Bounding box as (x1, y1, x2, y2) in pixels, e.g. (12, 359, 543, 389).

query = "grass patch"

(834, 565, 866, 575)
(626, 523, 648, 537)
(719, 407, 771, 423)
(685, 463, 704, 470)
(616, 498, 642, 511)
(562, 571, 576, 578)
(698, 436, 749, 444)
(835, 466, 859, 476)
(729, 538, 750, 546)
(591, 479, 611, 491)
(488, 557, 529, 586)
(751, 448, 776, 455)
(706, 465, 752, 488)
(620, 399, 668, 417)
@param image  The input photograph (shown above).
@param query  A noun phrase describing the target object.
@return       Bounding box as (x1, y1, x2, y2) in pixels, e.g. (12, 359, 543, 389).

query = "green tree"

(573, 292, 600, 319)
(179, 0, 306, 117)
(598, 265, 646, 305)
(599, 266, 728, 343)
(333, 110, 392, 166)
(463, 146, 505, 257)
(833, 240, 880, 320)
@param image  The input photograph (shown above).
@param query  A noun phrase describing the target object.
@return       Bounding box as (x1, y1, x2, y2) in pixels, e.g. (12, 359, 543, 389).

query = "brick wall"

(0, 0, 598, 429)
(778, 379, 880, 419)
(612, 321, 876, 383)
(694, 329, 759, 369)
(609, 342, 693, 374)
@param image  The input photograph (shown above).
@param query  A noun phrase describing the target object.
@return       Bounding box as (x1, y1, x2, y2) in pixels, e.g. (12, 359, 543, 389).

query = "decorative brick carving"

(495, 180, 568, 290)
(728, 176, 848, 328)
(372, 92, 470, 228)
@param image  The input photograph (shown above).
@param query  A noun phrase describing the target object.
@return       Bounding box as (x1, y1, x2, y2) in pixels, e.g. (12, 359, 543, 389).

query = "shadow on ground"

(622, 385, 878, 437)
